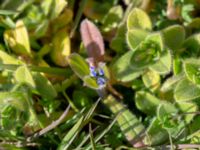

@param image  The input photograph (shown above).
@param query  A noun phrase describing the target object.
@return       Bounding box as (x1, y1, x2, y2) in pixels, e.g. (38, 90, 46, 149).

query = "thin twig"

(28, 105, 70, 140)
(107, 83, 123, 99)
(165, 144, 200, 149)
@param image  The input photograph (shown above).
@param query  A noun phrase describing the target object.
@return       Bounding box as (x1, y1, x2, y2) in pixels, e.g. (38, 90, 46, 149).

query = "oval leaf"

(184, 59, 200, 85)
(150, 49, 172, 74)
(142, 70, 160, 91)
(51, 28, 70, 67)
(177, 102, 197, 123)
(83, 76, 99, 89)
(14, 65, 35, 87)
(127, 8, 152, 31)
(157, 102, 178, 122)
(33, 73, 57, 100)
(68, 53, 90, 79)
(0, 92, 27, 111)
(135, 91, 160, 115)
(174, 78, 200, 101)
(112, 50, 142, 82)
(162, 25, 185, 50)
(145, 118, 168, 145)
(126, 28, 149, 50)
(4, 20, 31, 56)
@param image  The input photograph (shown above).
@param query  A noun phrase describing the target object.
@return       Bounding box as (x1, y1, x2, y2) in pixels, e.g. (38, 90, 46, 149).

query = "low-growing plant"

(0, 0, 200, 150)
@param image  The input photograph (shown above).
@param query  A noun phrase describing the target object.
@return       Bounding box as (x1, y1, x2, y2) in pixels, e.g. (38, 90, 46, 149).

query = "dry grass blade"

(28, 105, 70, 140)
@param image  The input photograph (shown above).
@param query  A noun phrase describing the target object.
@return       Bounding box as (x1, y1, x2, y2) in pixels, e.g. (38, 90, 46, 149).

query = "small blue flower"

(98, 68, 104, 76)
(90, 66, 97, 77)
(97, 77, 106, 86)
(89, 64, 107, 88)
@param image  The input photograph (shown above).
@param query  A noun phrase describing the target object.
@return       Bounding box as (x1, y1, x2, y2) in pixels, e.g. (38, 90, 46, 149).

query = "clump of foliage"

(1, 0, 200, 150)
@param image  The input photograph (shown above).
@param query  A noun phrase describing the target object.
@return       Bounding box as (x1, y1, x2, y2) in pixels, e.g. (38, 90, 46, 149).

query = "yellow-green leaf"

(68, 53, 90, 79)
(14, 65, 35, 87)
(83, 76, 99, 89)
(0, 50, 22, 64)
(142, 70, 160, 91)
(127, 8, 152, 31)
(33, 73, 57, 100)
(174, 78, 200, 101)
(4, 20, 31, 56)
(50, 29, 70, 67)
(126, 28, 149, 50)
(135, 91, 160, 115)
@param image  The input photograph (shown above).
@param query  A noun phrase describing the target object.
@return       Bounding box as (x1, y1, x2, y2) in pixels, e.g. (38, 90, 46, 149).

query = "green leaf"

(50, 29, 70, 67)
(184, 59, 200, 85)
(150, 49, 172, 74)
(187, 18, 200, 30)
(4, 20, 31, 56)
(135, 91, 160, 115)
(128, 33, 164, 71)
(142, 69, 160, 91)
(162, 25, 185, 50)
(156, 102, 186, 139)
(145, 118, 168, 145)
(177, 102, 197, 123)
(0, 50, 22, 64)
(183, 33, 200, 56)
(68, 53, 90, 79)
(42, 0, 68, 20)
(145, 33, 164, 51)
(102, 5, 123, 32)
(127, 8, 152, 31)
(83, 76, 99, 89)
(160, 74, 184, 101)
(112, 51, 142, 82)
(51, 0, 67, 19)
(174, 78, 200, 101)
(83, 0, 116, 21)
(126, 28, 149, 50)
(0, 16, 15, 28)
(101, 63, 110, 79)
(14, 65, 35, 87)
(0, 10, 18, 15)
(33, 73, 57, 100)
(0, 92, 27, 111)
(51, 8, 73, 33)
(157, 102, 178, 122)
(110, 24, 127, 53)
(160, 74, 184, 93)
(34, 20, 49, 38)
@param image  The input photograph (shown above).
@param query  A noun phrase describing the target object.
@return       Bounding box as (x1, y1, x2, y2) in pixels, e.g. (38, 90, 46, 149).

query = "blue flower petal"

(98, 68, 104, 76)
(97, 77, 106, 85)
